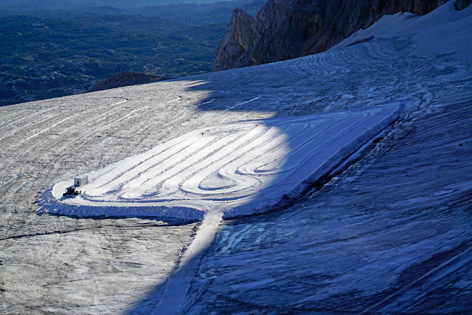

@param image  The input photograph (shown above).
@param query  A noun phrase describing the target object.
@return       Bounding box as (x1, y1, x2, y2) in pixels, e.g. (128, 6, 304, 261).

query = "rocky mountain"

(212, 0, 466, 71)
(455, 0, 472, 10)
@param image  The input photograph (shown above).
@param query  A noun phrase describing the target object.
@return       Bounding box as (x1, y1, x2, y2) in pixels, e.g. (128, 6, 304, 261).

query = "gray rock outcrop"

(454, 0, 472, 10)
(212, 0, 445, 71)
(211, 9, 257, 71)
(86, 71, 163, 93)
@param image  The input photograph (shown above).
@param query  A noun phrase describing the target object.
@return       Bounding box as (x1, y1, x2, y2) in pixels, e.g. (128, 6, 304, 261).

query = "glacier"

(0, 1, 471, 314)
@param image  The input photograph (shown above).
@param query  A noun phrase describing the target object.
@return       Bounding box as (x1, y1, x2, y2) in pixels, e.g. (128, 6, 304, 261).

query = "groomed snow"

(2, 1, 471, 314)
(39, 104, 400, 220)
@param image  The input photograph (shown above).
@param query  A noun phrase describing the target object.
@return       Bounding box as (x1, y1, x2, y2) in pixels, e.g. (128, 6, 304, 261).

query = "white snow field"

(1, 2, 471, 314)
(41, 104, 400, 220)
(332, 0, 472, 60)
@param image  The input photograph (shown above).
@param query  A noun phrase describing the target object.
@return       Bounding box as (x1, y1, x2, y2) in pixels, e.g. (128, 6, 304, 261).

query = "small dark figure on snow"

(63, 186, 81, 197)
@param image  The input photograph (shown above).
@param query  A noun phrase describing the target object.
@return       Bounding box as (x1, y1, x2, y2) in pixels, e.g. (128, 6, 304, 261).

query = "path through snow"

(151, 212, 222, 314)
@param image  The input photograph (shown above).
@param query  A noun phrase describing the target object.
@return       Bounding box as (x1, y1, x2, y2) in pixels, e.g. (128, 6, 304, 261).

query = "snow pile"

(39, 104, 400, 220)
(331, 1, 472, 60)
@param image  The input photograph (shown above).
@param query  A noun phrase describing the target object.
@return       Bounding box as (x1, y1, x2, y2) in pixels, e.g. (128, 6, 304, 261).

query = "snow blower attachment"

(63, 176, 87, 197)
(63, 186, 81, 197)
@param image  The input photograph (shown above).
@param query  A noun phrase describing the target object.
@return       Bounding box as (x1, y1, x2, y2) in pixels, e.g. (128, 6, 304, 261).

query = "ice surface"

(186, 101, 472, 314)
(1, 2, 471, 314)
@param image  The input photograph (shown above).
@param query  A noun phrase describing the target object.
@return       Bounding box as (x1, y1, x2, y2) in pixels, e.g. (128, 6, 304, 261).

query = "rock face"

(212, 0, 445, 71)
(455, 0, 472, 10)
(86, 71, 163, 93)
(211, 9, 257, 71)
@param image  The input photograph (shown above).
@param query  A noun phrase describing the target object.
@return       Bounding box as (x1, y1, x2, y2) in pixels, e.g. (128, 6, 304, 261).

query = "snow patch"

(331, 1, 472, 60)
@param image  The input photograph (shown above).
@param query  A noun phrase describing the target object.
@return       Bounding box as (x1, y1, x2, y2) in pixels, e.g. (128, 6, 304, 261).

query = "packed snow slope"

(331, 0, 472, 60)
(0, 1, 471, 314)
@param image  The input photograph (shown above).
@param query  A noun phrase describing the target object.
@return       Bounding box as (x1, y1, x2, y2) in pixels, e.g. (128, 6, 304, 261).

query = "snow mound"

(39, 104, 401, 220)
(331, 1, 472, 60)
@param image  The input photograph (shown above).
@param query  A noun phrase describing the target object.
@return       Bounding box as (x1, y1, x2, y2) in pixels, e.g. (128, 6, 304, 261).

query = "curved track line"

(40, 104, 400, 221)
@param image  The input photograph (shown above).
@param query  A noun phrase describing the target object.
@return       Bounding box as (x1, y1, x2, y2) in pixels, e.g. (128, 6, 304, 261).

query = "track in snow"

(40, 104, 400, 220)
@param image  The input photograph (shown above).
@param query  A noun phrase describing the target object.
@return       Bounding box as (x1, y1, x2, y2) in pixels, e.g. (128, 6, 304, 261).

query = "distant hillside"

(0, 0, 265, 25)
(0, 14, 226, 106)
(0, 0, 244, 11)
(0, 0, 266, 107)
